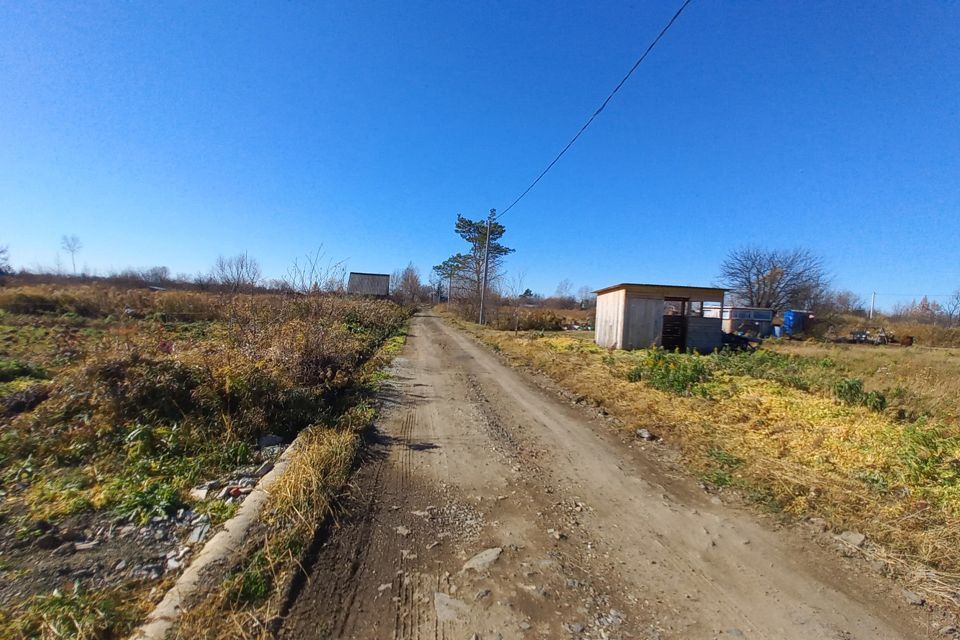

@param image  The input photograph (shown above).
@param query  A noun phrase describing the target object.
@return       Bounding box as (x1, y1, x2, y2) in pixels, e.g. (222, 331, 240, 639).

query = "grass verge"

(173, 333, 405, 639)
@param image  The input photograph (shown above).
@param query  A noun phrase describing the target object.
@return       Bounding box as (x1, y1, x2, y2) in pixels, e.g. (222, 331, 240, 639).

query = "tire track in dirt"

(279, 313, 942, 639)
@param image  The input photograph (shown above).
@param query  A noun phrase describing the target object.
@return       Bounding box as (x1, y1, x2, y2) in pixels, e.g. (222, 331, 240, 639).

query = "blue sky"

(2, 1, 958, 308)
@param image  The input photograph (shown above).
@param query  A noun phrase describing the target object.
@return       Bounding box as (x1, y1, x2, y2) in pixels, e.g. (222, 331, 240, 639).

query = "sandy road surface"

(280, 312, 938, 639)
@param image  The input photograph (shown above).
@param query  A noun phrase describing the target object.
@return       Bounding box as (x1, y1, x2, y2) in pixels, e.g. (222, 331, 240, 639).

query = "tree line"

(5, 229, 958, 325)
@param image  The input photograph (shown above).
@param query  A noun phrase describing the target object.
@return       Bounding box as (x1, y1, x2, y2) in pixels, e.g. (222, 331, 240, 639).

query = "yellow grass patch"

(452, 321, 960, 597)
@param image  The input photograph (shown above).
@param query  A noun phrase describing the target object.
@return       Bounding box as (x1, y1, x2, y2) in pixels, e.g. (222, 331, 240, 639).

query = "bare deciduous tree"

(213, 252, 262, 292)
(719, 247, 829, 313)
(507, 269, 529, 333)
(284, 246, 346, 294)
(945, 289, 960, 326)
(143, 266, 170, 285)
(193, 271, 215, 290)
(0, 245, 10, 275)
(60, 235, 82, 275)
(392, 262, 423, 305)
(576, 285, 596, 309)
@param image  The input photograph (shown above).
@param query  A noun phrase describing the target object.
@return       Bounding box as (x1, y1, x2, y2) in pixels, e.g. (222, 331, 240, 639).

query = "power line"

(497, 0, 694, 220)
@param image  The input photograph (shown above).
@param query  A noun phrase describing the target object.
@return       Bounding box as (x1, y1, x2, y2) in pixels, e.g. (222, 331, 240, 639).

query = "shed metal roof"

(593, 282, 726, 302)
(347, 272, 390, 297)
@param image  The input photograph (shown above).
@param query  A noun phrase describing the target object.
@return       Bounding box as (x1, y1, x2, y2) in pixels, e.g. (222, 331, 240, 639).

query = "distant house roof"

(347, 272, 390, 297)
(593, 283, 726, 302)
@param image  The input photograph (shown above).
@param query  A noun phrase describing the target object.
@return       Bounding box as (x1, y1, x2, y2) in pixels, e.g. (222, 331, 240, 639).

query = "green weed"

(833, 377, 887, 412)
(0, 358, 47, 383)
(12, 581, 137, 640)
(626, 350, 711, 396)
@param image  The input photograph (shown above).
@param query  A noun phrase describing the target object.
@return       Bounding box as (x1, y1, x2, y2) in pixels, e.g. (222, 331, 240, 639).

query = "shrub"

(833, 377, 866, 405)
(488, 308, 565, 331)
(91, 356, 202, 425)
(627, 350, 711, 395)
(712, 348, 836, 392)
(0, 359, 47, 382)
(832, 377, 887, 413)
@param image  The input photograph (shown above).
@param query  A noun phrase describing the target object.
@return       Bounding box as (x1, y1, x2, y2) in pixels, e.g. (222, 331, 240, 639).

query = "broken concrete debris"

(836, 530, 866, 548)
(461, 547, 502, 573)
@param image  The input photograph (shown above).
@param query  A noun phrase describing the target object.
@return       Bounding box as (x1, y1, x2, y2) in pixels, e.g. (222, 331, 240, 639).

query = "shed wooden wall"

(595, 289, 625, 349)
(686, 316, 722, 353)
(595, 286, 723, 352)
(622, 296, 664, 349)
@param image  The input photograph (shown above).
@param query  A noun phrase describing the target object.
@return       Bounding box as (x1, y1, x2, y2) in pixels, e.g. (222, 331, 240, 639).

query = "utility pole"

(870, 291, 876, 320)
(478, 209, 494, 325)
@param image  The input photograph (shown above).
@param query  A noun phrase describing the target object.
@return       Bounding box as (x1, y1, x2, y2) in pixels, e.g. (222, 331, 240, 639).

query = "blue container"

(783, 310, 809, 336)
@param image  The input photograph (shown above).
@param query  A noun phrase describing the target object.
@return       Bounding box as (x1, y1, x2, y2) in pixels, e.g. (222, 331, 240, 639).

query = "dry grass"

(819, 315, 960, 349)
(449, 319, 960, 606)
(770, 340, 960, 423)
(174, 363, 395, 639)
(175, 423, 364, 640)
(0, 284, 408, 637)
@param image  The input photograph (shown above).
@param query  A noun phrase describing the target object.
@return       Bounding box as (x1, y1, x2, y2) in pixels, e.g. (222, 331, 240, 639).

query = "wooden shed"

(347, 272, 390, 298)
(594, 283, 726, 352)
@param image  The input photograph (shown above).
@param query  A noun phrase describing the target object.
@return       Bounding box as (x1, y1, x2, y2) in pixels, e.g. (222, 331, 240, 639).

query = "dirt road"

(280, 312, 937, 639)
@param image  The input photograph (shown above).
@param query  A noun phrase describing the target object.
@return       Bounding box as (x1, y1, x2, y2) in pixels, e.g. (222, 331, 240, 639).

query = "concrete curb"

(130, 439, 300, 640)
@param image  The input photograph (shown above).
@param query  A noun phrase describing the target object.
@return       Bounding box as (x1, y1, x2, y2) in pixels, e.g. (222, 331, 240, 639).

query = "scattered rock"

(73, 541, 99, 551)
(189, 486, 209, 501)
(141, 563, 163, 580)
(635, 428, 657, 441)
(563, 623, 585, 634)
(395, 526, 411, 537)
(808, 517, 829, 532)
(462, 547, 502, 573)
(519, 621, 532, 631)
(188, 522, 210, 544)
(166, 557, 182, 571)
(434, 592, 470, 623)
(474, 589, 491, 601)
(426, 541, 440, 550)
(377, 583, 392, 592)
(902, 589, 925, 606)
(598, 609, 624, 627)
(836, 531, 866, 548)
